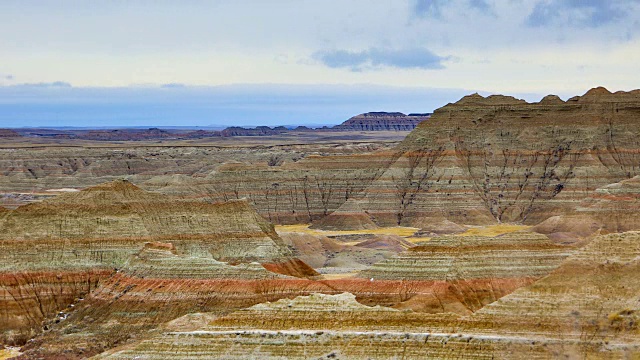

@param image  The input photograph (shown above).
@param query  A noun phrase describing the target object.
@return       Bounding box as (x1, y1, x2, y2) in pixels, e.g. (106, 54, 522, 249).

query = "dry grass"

(405, 236, 431, 244)
(0, 131, 409, 149)
(276, 224, 529, 242)
(458, 224, 530, 237)
(275, 224, 419, 238)
(320, 272, 359, 280)
(0, 347, 22, 360)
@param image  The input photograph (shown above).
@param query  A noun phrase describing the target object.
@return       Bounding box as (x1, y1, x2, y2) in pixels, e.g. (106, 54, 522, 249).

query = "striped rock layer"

(0, 180, 316, 345)
(95, 266, 640, 360)
(533, 175, 640, 239)
(333, 112, 430, 131)
(94, 232, 640, 359)
(348, 231, 573, 313)
(2, 88, 640, 231)
(358, 88, 640, 227)
(165, 87, 640, 229)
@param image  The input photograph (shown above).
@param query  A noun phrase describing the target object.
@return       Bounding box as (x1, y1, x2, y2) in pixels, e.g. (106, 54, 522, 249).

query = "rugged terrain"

(2, 87, 640, 359)
(93, 231, 640, 359)
(333, 112, 430, 131)
(0, 180, 316, 349)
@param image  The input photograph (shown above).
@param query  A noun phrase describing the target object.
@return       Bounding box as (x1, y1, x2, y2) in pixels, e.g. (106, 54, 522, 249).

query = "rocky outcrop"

(533, 175, 640, 240)
(97, 274, 640, 359)
(309, 198, 377, 230)
(280, 232, 402, 272)
(471, 231, 640, 352)
(0, 141, 397, 225)
(352, 231, 573, 313)
(93, 233, 640, 359)
(334, 112, 430, 131)
(353, 234, 414, 252)
(80, 128, 174, 141)
(4, 88, 640, 231)
(0, 180, 317, 345)
(220, 126, 286, 137)
(360, 87, 640, 227)
(123, 242, 294, 280)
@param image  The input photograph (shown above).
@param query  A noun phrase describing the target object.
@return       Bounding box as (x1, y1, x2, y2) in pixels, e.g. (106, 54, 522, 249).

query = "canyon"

(1, 87, 639, 359)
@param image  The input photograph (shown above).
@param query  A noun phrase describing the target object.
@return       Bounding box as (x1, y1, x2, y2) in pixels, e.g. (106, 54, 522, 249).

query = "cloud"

(313, 47, 448, 71)
(468, 0, 492, 13)
(526, 0, 636, 28)
(160, 83, 186, 89)
(412, 0, 494, 18)
(16, 81, 72, 88)
(412, 0, 446, 18)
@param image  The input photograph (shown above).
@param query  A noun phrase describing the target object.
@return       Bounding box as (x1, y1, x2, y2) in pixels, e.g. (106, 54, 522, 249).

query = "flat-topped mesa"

(220, 126, 286, 137)
(361, 87, 640, 226)
(333, 111, 430, 131)
(80, 128, 175, 141)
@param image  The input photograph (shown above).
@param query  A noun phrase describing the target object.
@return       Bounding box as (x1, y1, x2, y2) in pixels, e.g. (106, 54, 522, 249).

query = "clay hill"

(66, 86, 640, 235)
(309, 198, 377, 230)
(333, 112, 430, 131)
(1, 182, 582, 358)
(351, 87, 640, 229)
(2, 87, 640, 359)
(533, 175, 640, 240)
(0, 180, 317, 347)
(92, 232, 640, 359)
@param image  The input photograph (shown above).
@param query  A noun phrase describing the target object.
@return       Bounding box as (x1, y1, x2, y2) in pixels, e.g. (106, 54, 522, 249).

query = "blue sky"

(1, 0, 639, 127)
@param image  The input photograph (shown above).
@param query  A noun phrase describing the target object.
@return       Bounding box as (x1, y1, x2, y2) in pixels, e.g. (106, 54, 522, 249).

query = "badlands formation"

(333, 112, 430, 131)
(0, 87, 639, 359)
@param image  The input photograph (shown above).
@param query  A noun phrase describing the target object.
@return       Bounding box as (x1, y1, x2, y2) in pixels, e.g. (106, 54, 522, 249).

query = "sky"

(1, 0, 639, 127)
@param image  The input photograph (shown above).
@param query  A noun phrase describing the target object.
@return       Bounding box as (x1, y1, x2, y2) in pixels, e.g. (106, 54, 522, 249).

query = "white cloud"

(0, 0, 638, 96)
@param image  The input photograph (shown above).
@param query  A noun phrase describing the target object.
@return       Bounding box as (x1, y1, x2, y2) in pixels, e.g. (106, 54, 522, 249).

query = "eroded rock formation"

(0, 180, 316, 346)
(309, 198, 377, 230)
(349, 231, 572, 313)
(334, 112, 430, 131)
(360, 87, 640, 227)
(3, 87, 640, 359)
(533, 175, 640, 240)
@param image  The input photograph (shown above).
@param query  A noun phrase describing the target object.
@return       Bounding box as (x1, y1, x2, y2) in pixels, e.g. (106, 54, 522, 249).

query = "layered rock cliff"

(93, 232, 640, 359)
(533, 175, 640, 240)
(3, 87, 640, 359)
(333, 112, 430, 131)
(359, 87, 640, 227)
(349, 231, 572, 313)
(3, 88, 640, 232)
(97, 262, 640, 359)
(0, 180, 316, 345)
